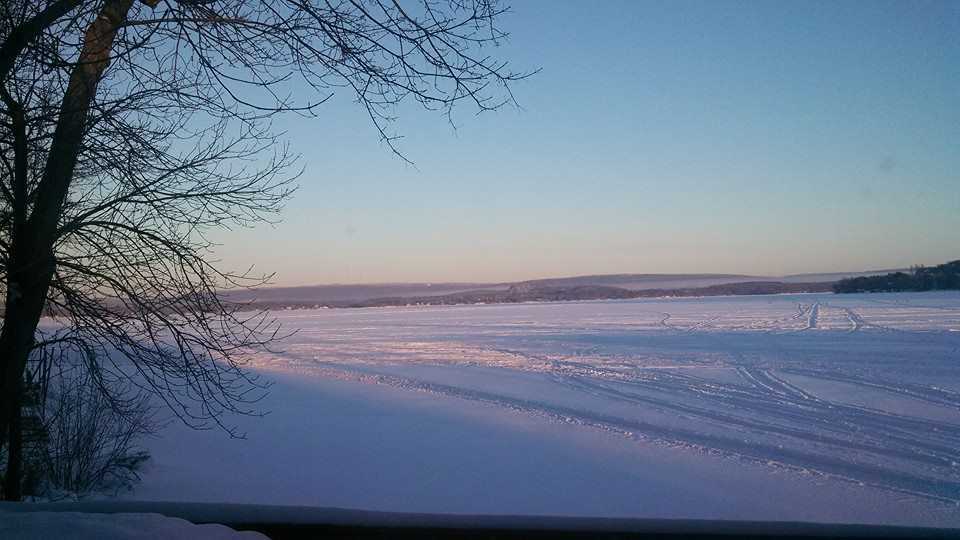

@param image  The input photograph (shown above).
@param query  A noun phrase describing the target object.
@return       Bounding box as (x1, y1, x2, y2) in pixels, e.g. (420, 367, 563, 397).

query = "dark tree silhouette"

(0, 0, 528, 499)
(833, 261, 960, 294)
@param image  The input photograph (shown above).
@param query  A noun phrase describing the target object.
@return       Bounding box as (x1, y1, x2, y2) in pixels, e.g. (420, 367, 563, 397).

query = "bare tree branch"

(0, 0, 529, 500)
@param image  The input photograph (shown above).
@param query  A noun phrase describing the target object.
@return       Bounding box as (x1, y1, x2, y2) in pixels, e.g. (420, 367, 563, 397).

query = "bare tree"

(20, 353, 154, 498)
(0, 0, 528, 500)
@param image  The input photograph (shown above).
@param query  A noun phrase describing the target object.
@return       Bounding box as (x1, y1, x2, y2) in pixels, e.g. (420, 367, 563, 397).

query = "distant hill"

(509, 273, 760, 290)
(222, 269, 898, 309)
(218, 267, 899, 310)
(779, 269, 906, 283)
(318, 281, 834, 309)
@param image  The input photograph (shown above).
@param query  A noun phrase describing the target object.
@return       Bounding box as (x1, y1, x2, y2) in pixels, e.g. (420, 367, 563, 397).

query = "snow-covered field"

(125, 292, 960, 527)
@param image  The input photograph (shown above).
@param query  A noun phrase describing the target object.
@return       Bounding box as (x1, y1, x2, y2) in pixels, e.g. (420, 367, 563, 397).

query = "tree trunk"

(3, 388, 23, 500)
(0, 0, 135, 500)
(0, 247, 54, 500)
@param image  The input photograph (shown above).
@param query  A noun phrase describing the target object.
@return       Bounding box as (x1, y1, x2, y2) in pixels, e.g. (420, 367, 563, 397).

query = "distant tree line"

(833, 261, 960, 293)
(237, 281, 835, 310)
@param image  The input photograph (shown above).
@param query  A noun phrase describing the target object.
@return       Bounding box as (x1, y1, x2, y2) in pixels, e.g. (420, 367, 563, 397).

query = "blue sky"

(209, 0, 960, 286)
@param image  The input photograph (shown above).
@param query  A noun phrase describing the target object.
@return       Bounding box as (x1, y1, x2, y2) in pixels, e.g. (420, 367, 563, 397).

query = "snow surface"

(0, 511, 266, 539)
(122, 292, 960, 527)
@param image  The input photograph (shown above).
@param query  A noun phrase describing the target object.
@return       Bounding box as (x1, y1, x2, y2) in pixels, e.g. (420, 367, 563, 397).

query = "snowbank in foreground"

(0, 511, 266, 540)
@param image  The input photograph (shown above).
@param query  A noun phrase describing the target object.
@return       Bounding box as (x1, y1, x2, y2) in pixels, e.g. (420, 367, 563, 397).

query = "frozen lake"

(129, 292, 960, 526)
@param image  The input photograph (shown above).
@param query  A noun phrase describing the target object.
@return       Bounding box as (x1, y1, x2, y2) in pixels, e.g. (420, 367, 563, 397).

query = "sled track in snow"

(316, 362, 960, 505)
(269, 292, 960, 507)
(806, 302, 820, 330)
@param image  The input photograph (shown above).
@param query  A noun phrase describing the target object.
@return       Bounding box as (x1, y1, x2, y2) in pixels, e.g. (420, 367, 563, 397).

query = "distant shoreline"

(833, 261, 960, 294)
(235, 280, 835, 311)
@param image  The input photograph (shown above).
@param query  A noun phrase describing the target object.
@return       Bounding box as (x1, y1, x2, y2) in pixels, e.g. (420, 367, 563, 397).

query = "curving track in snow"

(255, 291, 960, 505)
